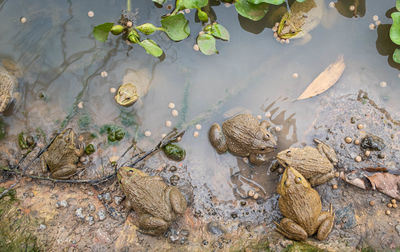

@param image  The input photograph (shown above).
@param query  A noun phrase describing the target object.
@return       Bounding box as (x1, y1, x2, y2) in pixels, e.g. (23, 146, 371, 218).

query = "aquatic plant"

(100, 124, 126, 142)
(390, 0, 400, 63)
(93, 0, 304, 56)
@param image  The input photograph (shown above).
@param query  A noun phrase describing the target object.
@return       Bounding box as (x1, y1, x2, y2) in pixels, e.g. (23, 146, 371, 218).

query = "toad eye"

(128, 169, 133, 173)
(286, 150, 291, 157)
(295, 177, 302, 184)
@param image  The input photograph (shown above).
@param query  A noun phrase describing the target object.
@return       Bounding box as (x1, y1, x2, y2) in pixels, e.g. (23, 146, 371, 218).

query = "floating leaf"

(139, 39, 163, 57)
(161, 14, 190, 41)
(367, 173, 400, 200)
(153, 0, 166, 5)
(248, 0, 283, 5)
(198, 9, 209, 22)
(297, 55, 345, 100)
(183, 0, 208, 9)
(197, 33, 218, 55)
(136, 23, 158, 35)
(93, 23, 114, 42)
(209, 23, 230, 41)
(235, 0, 269, 21)
(393, 48, 400, 63)
(390, 12, 400, 45)
(296, 0, 305, 2)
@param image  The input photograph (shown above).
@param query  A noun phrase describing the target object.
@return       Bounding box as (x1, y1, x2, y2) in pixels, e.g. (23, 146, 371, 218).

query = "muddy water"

(0, 0, 399, 227)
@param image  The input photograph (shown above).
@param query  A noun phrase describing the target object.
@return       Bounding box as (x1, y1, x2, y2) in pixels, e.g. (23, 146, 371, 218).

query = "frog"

(276, 138, 337, 187)
(0, 58, 22, 113)
(275, 166, 335, 241)
(41, 128, 84, 179)
(114, 83, 139, 107)
(275, 0, 324, 44)
(117, 167, 187, 236)
(209, 113, 277, 165)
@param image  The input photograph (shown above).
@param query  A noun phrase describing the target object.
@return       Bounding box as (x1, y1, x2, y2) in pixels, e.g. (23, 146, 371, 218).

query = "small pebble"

(248, 190, 255, 197)
(275, 126, 281, 132)
(103, 192, 112, 202)
(388, 203, 393, 208)
(369, 23, 375, 30)
(166, 4, 173, 10)
(292, 73, 299, 79)
(280, 39, 285, 44)
(176, 136, 182, 142)
(276, 37, 281, 42)
(86, 215, 95, 225)
(89, 204, 96, 212)
(349, 5, 355, 11)
(224, 3, 231, 7)
(98, 209, 106, 221)
(20, 17, 27, 23)
(369, 200, 375, 206)
(110, 87, 116, 93)
(114, 196, 123, 205)
(169, 166, 177, 172)
(273, 32, 278, 38)
(332, 184, 338, 190)
(80, 156, 86, 163)
(199, 31, 205, 35)
(379, 81, 387, 88)
(272, 26, 278, 32)
(109, 156, 119, 163)
(253, 193, 259, 200)
(378, 153, 385, 159)
(193, 44, 200, 51)
(354, 139, 360, 145)
(257, 115, 262, 120)
(265, 111, 271, 118)
(165, 120, 172, 127)
(393, 204, 398, 208)
(335, 172, 340, 178)
(168, 102, 175, 109)
(193, 131, 199, 137)
(375, 20, 381, 26)
(357, 124, 364, 130)
(144, 130, 152, 137)
(78, 102, 84, 109)
(184, 8, 190, 13)
(277, 167, 284, 174)
(240, 201, 247, 206)
(243, 157, 249, 163)
(345, 137, 352, 144)
(386, 210, 391, 215)
(275, 22, 279, 27)
(285, 39, 290, 44)
(365, 150, 371, 157)
(126, 21, 133, 28)
(75, 208, 85, 219)
(195, 124, 202, 130)
(398, 73, 400, 78)
(329, 1, 335, 8)
(88, 11, 94, 17)
(39, 224, 47, 230)
(161, 133, 167, 138)
(391, 199, 397, 204)
(355, 156, 362, 162)
(100, 71, 108, 78)
(172, 109, 179, 117)
(373, 15, 379, 21)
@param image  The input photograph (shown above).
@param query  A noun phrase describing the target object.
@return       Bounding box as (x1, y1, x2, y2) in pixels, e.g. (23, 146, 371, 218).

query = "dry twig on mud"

(0, 128, 184, 196)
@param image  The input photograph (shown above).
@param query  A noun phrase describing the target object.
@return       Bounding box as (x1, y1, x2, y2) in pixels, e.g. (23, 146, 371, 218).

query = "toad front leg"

(167, 186, 187, 214)
(315, 204, 335, 240)
(209, 123, 228, 154)
(275, 218, 308, 241)
(138, 213, 169, 236)
(50, 164, 77, 179)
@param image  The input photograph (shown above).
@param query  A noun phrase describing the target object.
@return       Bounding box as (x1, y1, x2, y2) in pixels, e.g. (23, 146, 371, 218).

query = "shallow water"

(0, 0, 400, 223)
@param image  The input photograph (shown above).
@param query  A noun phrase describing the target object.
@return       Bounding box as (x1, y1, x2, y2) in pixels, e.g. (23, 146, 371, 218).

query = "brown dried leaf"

(367, 173, 400, 200)
(297, 55, 345, 100)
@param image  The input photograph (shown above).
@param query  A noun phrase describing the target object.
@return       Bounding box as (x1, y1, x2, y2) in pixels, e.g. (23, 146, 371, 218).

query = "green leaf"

(136, 23, 158, 35)
(161, 14, 190, 41)
(248, 0, 283, 5)
(390, 12, 400, 45)
(198, 9, 209, 22)
(183, 0, 208, 9)
(397, 0, 400, 11)
(296, 0, 305, 2)
(209, 23, 230, 41)
(153, 0, 166, 5)
(127, 29, 140, 44)
(235, 0, 269, 21)
(197, 33, 218, 55)
(93, 23, 114, 42)
(393, 48, 400, 63)
(139, 39, 163, 57)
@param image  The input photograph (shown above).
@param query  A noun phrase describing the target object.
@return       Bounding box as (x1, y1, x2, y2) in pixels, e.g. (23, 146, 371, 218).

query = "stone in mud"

(360, 135, 385, 151)
(335, 204, 356, 229)
(207, 221, 225, 236)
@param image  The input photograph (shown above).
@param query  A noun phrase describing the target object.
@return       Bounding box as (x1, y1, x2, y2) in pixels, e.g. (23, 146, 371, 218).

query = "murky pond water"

(1, 0, 400, 250)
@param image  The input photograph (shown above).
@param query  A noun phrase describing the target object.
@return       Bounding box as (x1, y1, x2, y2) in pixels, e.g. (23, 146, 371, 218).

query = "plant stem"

(127, 0, 131, 12)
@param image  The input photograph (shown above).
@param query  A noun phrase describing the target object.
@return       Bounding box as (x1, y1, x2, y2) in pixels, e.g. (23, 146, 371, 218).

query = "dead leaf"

(339, 171, 367, 190)
(297, 55, 345, 100)
(366, 173, 400, 200)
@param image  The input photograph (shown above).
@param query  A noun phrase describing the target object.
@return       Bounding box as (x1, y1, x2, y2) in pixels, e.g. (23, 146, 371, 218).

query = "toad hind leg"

(309, 170, 335, 187)
(316, 204, 335, 241)
(274, 218, 308, 241)
(138, 214, 169, 236)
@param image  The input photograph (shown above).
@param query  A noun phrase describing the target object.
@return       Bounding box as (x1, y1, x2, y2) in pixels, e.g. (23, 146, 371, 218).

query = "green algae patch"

(283, 242, 327, 252)
(0, 187, 41, 251)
